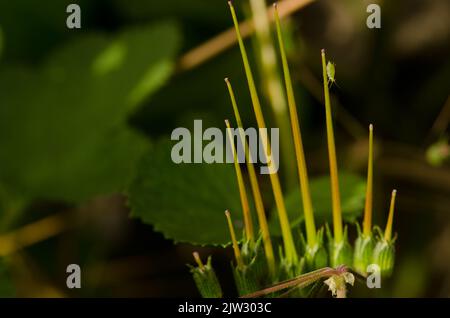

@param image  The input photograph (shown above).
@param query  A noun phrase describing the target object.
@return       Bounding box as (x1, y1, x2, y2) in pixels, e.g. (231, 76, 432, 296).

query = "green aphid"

(326, 61, 338, 87)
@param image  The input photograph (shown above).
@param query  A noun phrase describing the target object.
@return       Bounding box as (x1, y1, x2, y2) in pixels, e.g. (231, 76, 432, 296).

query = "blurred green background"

(0, 0, 449, 297)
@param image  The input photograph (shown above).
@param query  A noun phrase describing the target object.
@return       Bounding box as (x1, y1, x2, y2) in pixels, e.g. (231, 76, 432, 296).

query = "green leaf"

(127, 139, 243, 246)
(269, 172, 366, 236)
(0, 21, 180, 203)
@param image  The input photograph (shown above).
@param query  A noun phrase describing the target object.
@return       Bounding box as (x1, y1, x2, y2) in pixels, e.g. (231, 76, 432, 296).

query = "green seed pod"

(233, 264, 260, 296)
(189, 254, 222, 298)
(372, 240, 395, 277)
(278, 246, 304, 282)
(234, 236, 267, 295)
(327, 225, 353, 267)
(372, 189, 397, 277)
(330, 240, 353, 268)
(353, 225, 375, 275)
(303, 228, 328, 271)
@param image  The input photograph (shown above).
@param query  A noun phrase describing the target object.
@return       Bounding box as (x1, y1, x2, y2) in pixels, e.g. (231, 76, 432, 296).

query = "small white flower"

(324, 276, 337, 296)
(324, 272, 355, 298)
(343, 272, 355, 286)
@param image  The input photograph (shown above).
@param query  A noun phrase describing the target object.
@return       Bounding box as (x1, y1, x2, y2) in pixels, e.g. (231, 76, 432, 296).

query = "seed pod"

(242, 235, 268, 279)
(278, 247, 304, 282)
(354, 124, 375, 275)
(303, 228, 328, 271)
(327, 225, 353, 268)
(372, 189, 397, 277)
(189, 253, 222, 298)
(233, 264, 260, 296)
(353, 225, 375, 275)
(372, 240, 395, 277)
(330, 240, 353, 268)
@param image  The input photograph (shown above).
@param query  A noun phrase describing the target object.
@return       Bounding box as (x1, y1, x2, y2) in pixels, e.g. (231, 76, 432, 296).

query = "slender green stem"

(363, 124, 374, 236)
(274, 4, 316, 248)
(225, 78, 275, 276)
(321, 49, 343, 243)
(192, 252, 205, 270)
(249, 0, 297, 190)
(225, 119, 254, 243)
(229, 1, 297, 263)
(225, 210, 244, 269)
(384, 190, 397, 241)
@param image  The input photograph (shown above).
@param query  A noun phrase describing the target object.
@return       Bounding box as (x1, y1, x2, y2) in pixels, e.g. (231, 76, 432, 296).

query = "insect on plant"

(326, 61, 339, 88)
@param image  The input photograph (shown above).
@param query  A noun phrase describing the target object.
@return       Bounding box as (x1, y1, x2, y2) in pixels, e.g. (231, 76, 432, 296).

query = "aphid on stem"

(326, 61, 340, 88)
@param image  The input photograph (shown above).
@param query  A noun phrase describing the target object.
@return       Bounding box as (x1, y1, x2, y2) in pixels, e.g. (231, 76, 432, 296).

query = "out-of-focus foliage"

(0, 258, 15, 297)
(426, 139, 449, 167)
(0, 25, 3, 60)
(0, 0, 95, 63)
(0, 22, 180, 204)
(112, 0, 230, 27)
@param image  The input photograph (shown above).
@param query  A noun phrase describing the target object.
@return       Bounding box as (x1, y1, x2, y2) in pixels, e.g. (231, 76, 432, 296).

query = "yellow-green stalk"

(229, 1, 297, 264)
(373, 190, 397, 277)
(274, 3, 316, 248)
(363, 124, 374, 236)
(321, 49, 343, 243)
(225, 210, 244, 270)
(249, 0, 297, 190)
(225, 119, 254, 244)
(321, 49, 352, 267)
(225, 78, 276, 276)
(384, 190, 397, 242)
(353, 124, 375, 274)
